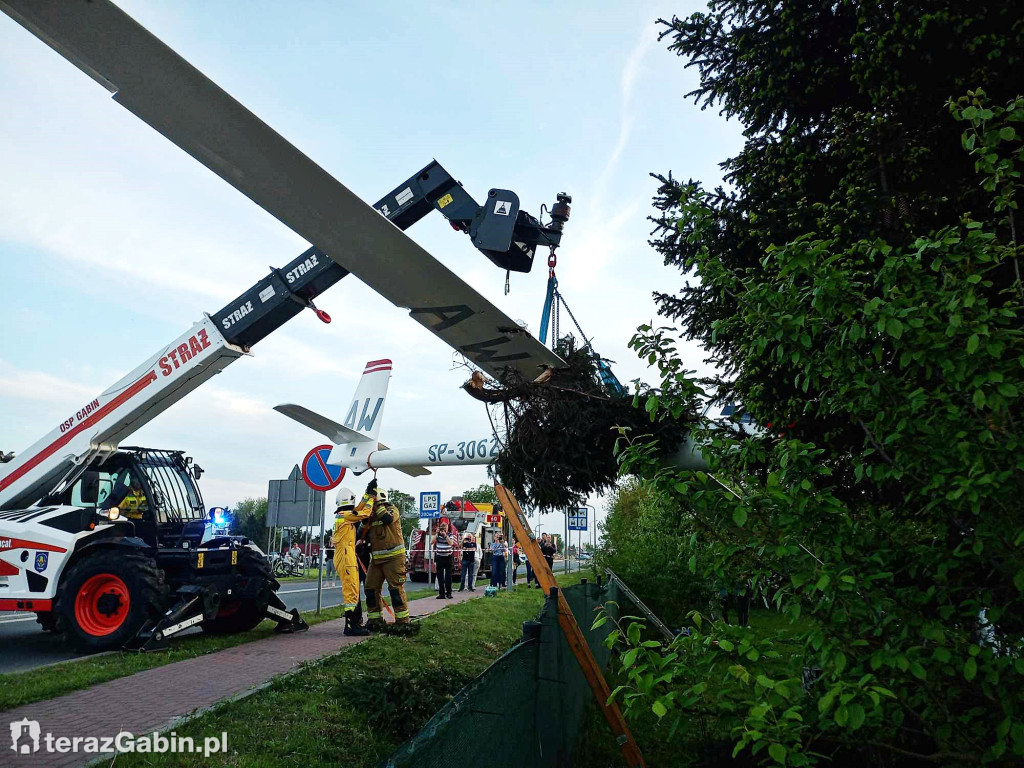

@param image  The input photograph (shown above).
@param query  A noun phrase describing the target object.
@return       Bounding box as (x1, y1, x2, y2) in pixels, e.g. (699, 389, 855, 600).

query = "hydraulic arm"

(0, 247, 344, 510)
(375, 161, 570, 274)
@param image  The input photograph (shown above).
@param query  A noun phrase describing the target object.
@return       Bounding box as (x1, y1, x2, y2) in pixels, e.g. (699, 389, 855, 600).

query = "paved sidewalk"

(5, 591, 480, 767)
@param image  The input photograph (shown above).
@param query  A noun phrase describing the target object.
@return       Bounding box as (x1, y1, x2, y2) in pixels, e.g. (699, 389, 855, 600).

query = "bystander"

(459, 531, 479, 592)
(539, 533, 557, 573)
(433, 520, 456, 599)
(490, 534, 509, 588)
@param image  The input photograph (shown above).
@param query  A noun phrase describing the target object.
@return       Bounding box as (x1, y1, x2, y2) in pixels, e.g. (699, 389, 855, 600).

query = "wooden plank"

(495, 484, 645, 768)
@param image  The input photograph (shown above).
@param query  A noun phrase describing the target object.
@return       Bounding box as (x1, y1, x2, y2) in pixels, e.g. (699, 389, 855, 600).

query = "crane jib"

(210, 246, 347, 349)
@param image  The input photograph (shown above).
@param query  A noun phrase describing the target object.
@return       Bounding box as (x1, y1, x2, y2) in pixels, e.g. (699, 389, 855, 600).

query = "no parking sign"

(301, 444, 345, 492)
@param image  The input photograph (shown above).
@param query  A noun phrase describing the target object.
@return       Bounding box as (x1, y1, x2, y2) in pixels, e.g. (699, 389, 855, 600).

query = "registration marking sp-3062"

(426, 438, 501, 463)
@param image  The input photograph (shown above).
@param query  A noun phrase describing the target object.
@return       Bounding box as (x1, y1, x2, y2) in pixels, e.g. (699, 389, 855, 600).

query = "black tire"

(35, 611, 57, 633)
(410, 571, 428, 583)
(200, 548, 276, 635)
(55, 548, 163, 653)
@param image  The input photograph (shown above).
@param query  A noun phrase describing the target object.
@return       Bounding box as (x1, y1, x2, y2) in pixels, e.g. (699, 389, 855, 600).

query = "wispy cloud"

(0, 360, 100, 406)
(590, 27, 658, 212)
(562, 24, 658, 293)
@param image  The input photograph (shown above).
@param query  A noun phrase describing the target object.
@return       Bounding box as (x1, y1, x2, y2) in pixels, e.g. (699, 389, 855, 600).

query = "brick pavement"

(4, 590, 481, 767)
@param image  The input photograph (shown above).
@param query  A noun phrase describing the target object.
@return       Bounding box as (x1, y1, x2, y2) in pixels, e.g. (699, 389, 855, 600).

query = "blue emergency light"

(209, 506, 230, 525)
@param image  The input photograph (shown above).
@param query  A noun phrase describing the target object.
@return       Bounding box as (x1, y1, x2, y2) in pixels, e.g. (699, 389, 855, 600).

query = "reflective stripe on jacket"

(367, 502, 406, 561)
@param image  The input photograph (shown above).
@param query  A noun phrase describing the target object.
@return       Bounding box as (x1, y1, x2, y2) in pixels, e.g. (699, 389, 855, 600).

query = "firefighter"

(362, 479, 412, 632)
(332, 486, 372, 636)
(119, 481, 148, 519)
(104, 473, 147, 519)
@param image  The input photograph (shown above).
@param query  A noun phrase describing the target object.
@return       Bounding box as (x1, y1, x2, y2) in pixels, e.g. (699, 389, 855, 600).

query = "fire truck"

(407, 498, 506, 582)
(0, 246, 353, 651)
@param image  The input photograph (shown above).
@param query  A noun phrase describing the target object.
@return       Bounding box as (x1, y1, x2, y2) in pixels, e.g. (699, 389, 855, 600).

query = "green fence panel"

(385, 580, 623, 768)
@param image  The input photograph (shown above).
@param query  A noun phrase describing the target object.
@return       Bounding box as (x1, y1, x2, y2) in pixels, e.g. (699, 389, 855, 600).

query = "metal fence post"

(316, 491, 326, 614)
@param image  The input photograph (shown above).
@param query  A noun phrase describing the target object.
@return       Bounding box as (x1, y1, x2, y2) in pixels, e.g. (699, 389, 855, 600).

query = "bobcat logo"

(9, 718, 40, 754)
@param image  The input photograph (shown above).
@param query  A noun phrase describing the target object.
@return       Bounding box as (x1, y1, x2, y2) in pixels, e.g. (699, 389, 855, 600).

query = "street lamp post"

(565, 514, 573, 573)
(581, 504, 595, 573)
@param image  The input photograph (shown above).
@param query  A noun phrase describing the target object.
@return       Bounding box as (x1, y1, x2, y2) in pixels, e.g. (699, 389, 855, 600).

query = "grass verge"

(0, 590, 435, 713)
(110, 572, 587, 768)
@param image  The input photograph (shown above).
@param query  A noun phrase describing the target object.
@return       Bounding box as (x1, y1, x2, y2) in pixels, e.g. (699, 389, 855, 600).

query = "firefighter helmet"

(335, 487, 356, 508)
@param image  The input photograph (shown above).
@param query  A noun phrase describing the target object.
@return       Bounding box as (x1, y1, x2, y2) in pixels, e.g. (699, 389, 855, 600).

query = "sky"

(0, 1, 743, 536)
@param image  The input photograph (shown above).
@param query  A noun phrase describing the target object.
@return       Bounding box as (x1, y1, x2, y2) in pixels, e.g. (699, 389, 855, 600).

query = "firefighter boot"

(344, 611, 370, 637)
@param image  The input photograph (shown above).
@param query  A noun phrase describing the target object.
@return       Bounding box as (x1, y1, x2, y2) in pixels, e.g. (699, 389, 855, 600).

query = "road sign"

(486, 514, 502, 524)
(419, 491, 441, 519)
(301, 444, 345, 492)
(568, 507, 588, 531)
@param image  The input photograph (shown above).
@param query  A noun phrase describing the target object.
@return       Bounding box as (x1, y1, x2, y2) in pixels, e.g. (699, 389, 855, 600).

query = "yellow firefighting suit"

(363, 496, 409, 625)
(332, 501, 371, 619)
(120, 489, 147, 519)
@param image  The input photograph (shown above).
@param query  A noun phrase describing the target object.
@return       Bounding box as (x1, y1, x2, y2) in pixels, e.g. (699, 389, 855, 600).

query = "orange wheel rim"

(74, 574, 131, 636)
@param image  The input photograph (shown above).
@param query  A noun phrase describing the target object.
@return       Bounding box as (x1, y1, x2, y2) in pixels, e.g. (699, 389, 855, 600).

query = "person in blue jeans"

(490, 534, 508, 588)
(459, 532, 478, 592)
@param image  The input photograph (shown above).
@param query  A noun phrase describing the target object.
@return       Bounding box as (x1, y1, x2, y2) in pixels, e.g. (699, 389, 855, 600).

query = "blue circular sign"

(301, 444, 345, 491)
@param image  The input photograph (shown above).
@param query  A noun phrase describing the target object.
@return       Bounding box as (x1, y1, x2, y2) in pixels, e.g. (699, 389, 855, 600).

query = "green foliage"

(387, 488, 418, 541)
(608, 3, 1024, 765)
(387, 489, 415, 517)
(230, 496, 268, 543)
(599, 608, 816, 767)
(461, 482, 499, 505)
(952, 91, 1024, 242)
(598, 479, 716, 627)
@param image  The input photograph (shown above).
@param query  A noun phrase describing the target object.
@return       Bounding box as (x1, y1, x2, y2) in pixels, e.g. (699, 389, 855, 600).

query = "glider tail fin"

(342, 359, 392, 443)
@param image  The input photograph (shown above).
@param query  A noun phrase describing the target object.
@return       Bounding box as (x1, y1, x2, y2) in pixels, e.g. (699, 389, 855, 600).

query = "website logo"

(7, 720, 226, 759)
(9, 719, 40, 755)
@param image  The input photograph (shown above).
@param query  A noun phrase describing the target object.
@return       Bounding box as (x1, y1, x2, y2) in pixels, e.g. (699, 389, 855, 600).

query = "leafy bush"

(603, 2, 1023, 765)
(613, 93, 1023, 768)
(598, 479, 716, 627)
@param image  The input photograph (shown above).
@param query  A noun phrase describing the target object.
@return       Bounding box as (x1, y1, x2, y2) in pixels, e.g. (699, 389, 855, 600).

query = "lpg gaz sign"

(419, 492, 441, 519)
